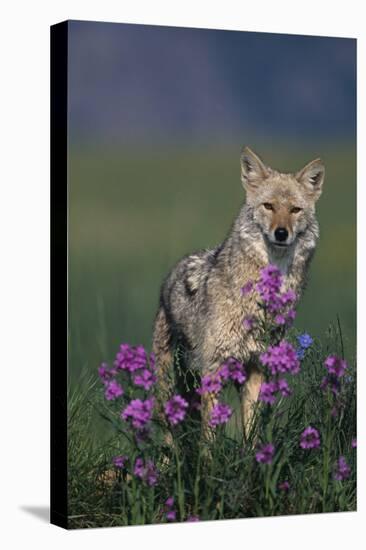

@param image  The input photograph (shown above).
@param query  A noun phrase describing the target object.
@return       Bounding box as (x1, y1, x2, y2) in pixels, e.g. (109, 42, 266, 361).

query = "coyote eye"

(263, 203, 273, 211)
(291, 206, 302, 214)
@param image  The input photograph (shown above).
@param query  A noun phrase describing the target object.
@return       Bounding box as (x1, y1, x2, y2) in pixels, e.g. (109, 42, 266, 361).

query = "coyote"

(152, 147, 325, 439)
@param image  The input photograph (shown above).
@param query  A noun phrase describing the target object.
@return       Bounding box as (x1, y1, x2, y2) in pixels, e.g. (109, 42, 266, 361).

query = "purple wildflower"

(165, 497, 174, 508)
(104, 379, 124, 401)
(133, 457, 144, 477)
(352, 438, 357, 449)
(254, 264, 297, 321)
(260, 340, 300, 375)
(133, 457, 159, 486)
(133, 368, 157, 390)
(218, 357, 246, 384)
(165, 395, 189, 425)
(112, 455, 128, 469)
(274, 314, 286, 325)
(98, 362, 109, 380)
(164, 497, 177, 521)
(197, 373, 223, 395)
(166, 510, 176, 521)
(320, 375, 340, 395)
(334, 456, 351, 481)
(285, 308, 296, 324)
(255, 443, 275, 464)
(256, 265, 282, 303)
(259, 381, 278, 405)
(324, 355, 347, 378)
(114, 343, 147, 373)
(145, 462, 159, 486)
(300, 426, 320, 449)
(243, 316, 255, 331)
(149, 352, 156, 371)
(241, 281, 254, 295)
(278, 480, 290, 491)
(297, 333, 313, 349)
(122, 397, 154, 429)
(277, 378, 291, 397)
(209, 403, 232, 427)
(280, 289, 297, 305)
(98, 362, 117, 382)
(187, 515, 200, 522)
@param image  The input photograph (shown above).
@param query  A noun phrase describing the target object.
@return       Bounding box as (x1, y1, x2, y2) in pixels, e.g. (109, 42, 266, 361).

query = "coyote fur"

(152, 146, 325, 439)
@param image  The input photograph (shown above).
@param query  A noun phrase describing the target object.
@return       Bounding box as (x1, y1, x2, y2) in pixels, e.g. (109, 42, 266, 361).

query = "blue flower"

(297, 333, 313, 349)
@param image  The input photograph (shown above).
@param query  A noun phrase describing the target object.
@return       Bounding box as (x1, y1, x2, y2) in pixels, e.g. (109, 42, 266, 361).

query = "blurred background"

(67, 21, 356, 385)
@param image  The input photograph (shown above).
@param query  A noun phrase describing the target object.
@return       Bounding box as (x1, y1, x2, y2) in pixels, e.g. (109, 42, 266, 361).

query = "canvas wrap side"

(50, 20, 68, 529)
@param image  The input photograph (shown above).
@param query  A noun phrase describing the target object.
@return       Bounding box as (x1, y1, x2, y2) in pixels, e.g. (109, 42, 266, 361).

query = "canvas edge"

(50, 20, 69, 530)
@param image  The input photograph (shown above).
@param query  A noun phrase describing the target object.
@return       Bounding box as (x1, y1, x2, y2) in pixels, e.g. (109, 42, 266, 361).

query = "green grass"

(68, 323, 356, 529)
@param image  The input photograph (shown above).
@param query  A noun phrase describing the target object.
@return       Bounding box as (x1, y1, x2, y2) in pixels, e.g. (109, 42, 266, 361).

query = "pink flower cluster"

(300, 426, 320, 449)
(98, 363, 124, 401)
(260, 340, 300, 375)
(259, 378, 291, 404)
(98, 344, 157, 434)
(121, 397, 154, 429)
(98, 362, 117, 382)
(195, 358, 245, 428)
(333, 456, 351, 481)
(134, 457, 159, 486)
(98, 344, 157, 409)
(255, 443, 275, 464)
(114, 344, 157, 390)
(259, 340, 299, 405)
(321, 354, 348, 396)
(197, 373, 223, 395)
(104, 379, 124, 401)
(114, 343, 148, 372)
(219, 357, 247, 384)
(112, 455, 128, 469)
(241, 264, 297, 327)
(164, 395, 189, 425)
(324, 355, 347, 378)
(164, 497, 177, 521)
(209, 403, 232, 427)
(197, 358, 247, 396)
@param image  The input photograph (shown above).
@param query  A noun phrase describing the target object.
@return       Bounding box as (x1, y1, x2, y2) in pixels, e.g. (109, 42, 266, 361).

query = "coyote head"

(240, 147, 325, 249)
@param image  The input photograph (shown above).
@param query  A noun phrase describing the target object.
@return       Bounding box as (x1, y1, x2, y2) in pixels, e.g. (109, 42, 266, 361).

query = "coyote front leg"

(200, 392, 218, 444)
(241, 364, 263, 441)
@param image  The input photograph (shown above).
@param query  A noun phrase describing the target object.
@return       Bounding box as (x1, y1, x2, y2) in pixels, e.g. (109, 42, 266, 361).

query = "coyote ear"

(295, 158, 325, 199)
(240, 147, 269, 190)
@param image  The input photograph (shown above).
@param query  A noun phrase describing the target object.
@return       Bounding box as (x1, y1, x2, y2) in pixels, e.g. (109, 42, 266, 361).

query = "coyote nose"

(274, 227, 288, 242)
